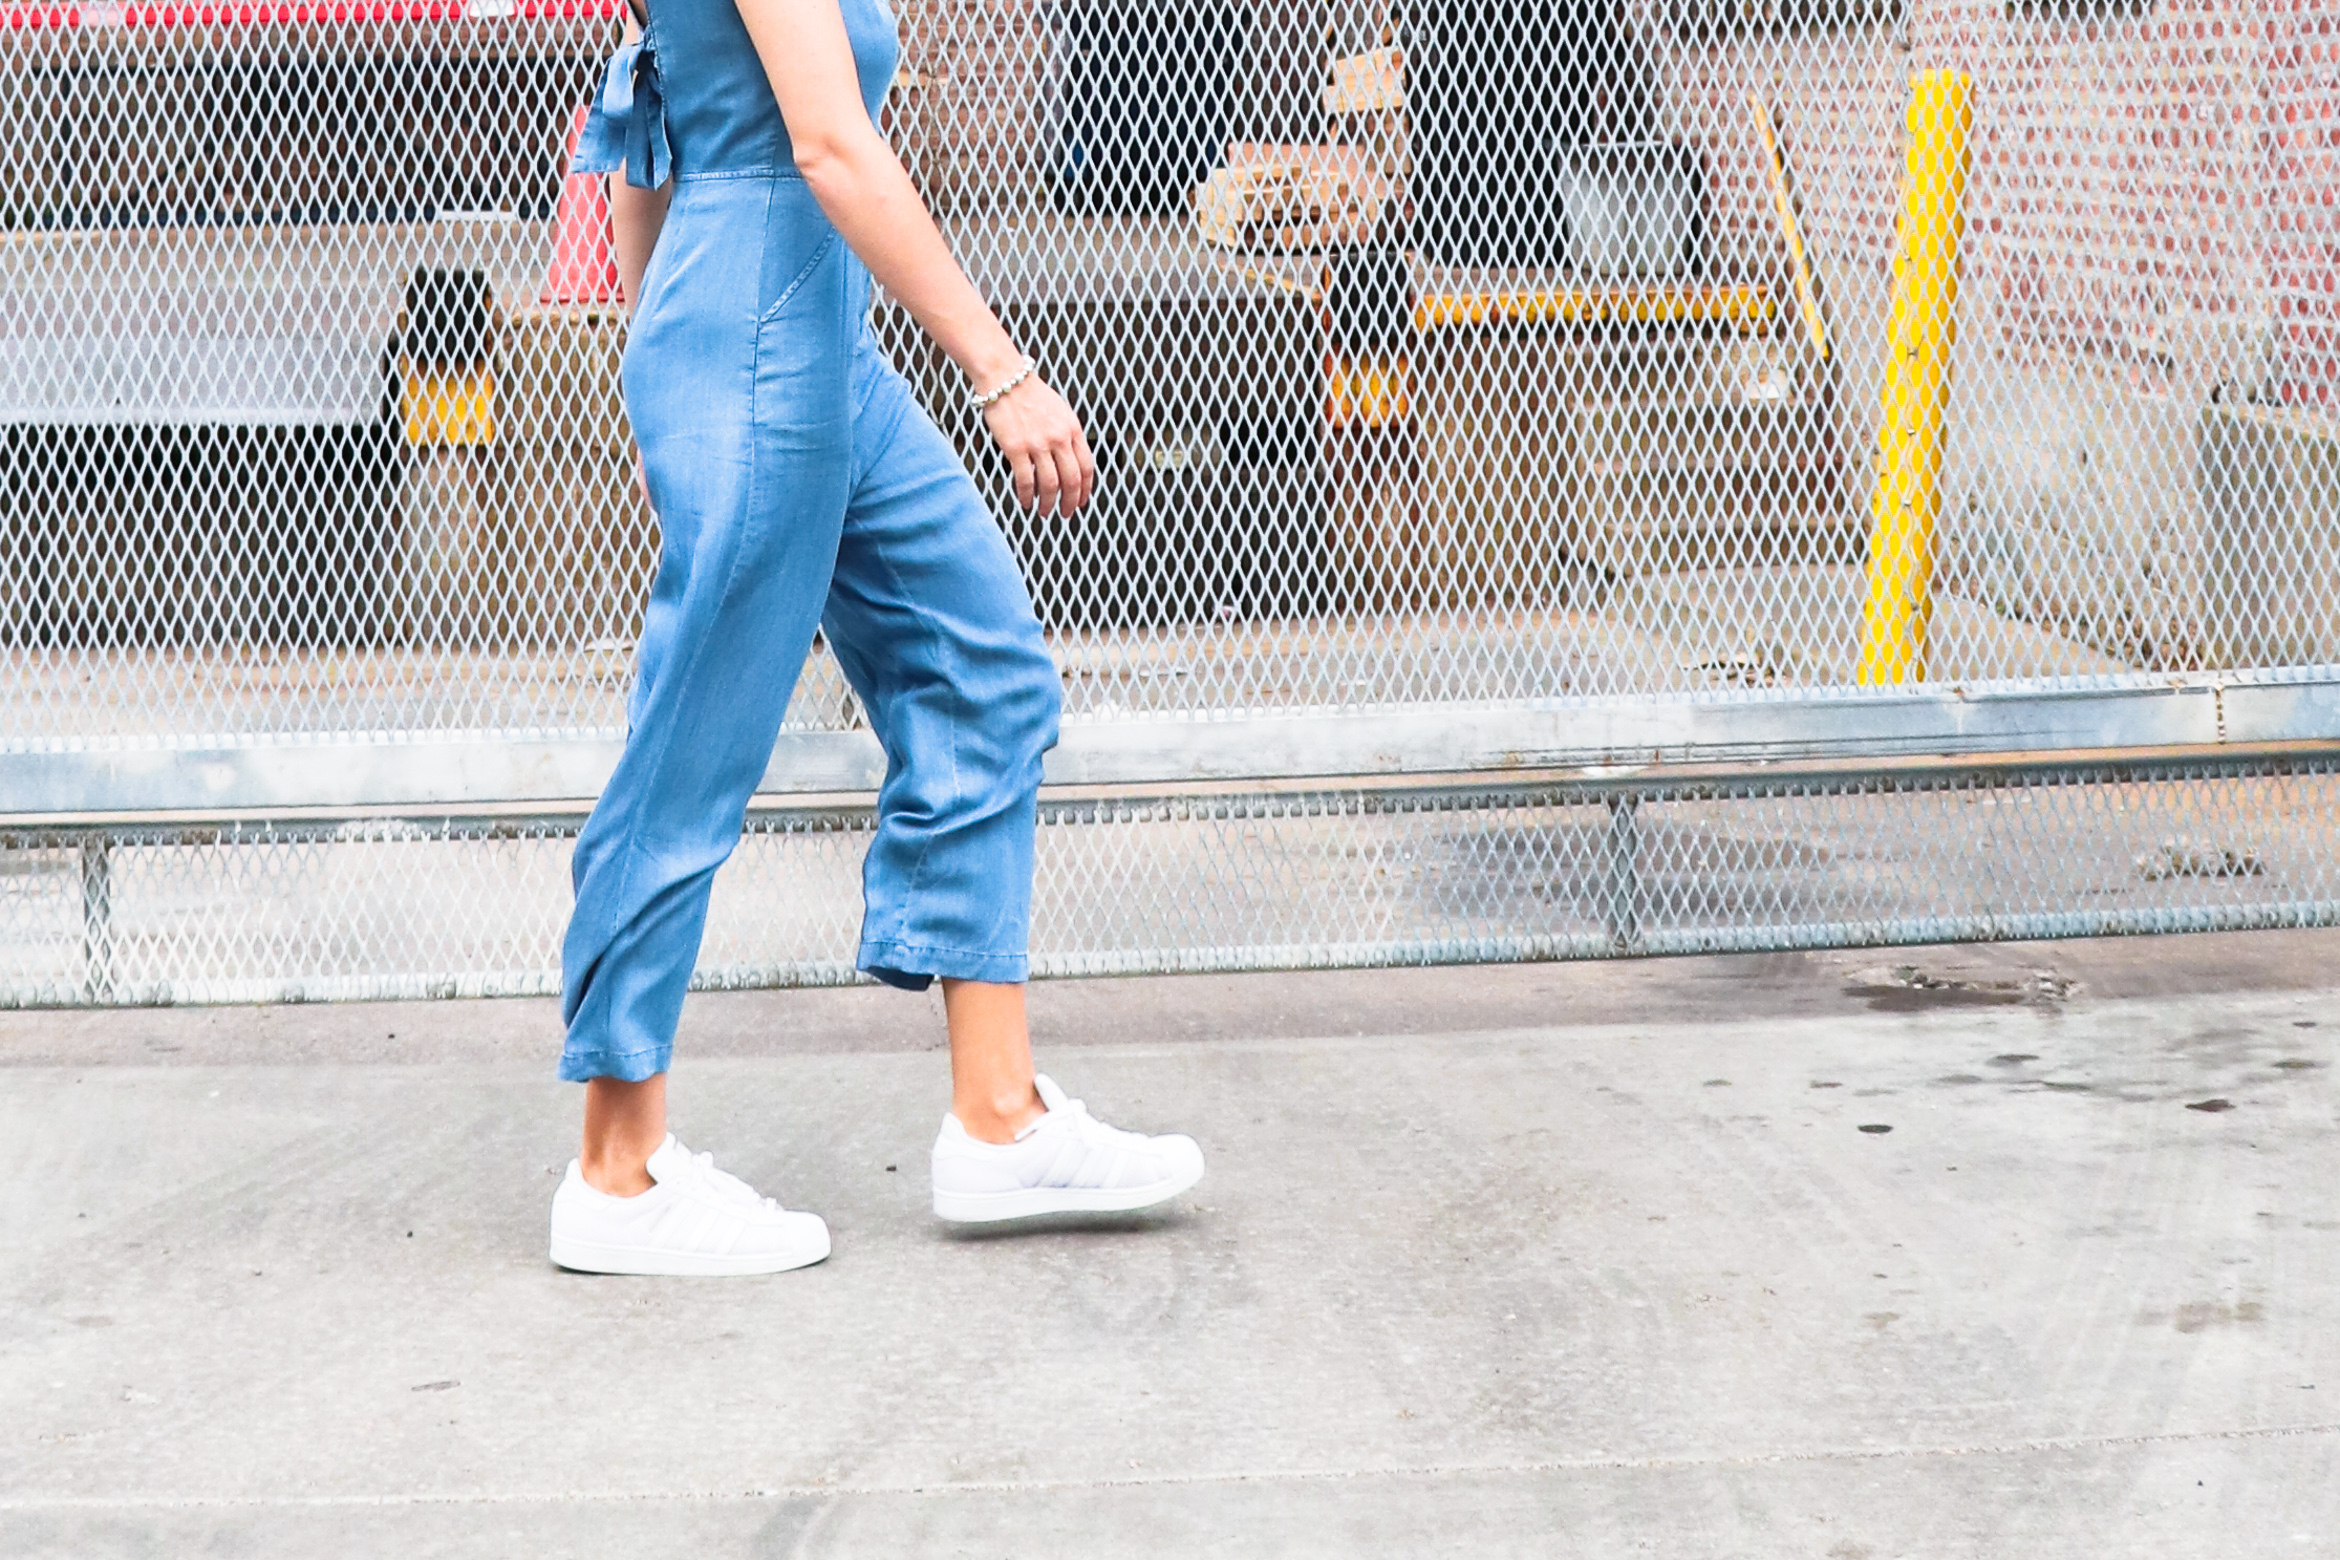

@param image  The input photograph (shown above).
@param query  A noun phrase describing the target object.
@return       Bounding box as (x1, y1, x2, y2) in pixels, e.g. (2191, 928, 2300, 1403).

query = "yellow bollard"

(1858, 69, 1974, 685)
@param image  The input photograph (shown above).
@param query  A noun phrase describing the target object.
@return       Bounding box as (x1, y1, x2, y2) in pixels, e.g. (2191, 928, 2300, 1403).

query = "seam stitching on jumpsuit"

(671, 166, 806, 183)
(567, 2, 673, 1065)
(629, 170, 790, 810)
(758, 231, 839, 327)
(860, 939, 1028, 961)
(853, 361, 914, 456)
(857, 394, 967, 965)
(563, 1038, 673, 1075)
(713, 173, 796, 624)
(571, 174, 790, 1073)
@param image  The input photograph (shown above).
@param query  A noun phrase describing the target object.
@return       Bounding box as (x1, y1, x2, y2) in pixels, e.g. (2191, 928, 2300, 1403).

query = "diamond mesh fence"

(6, 758, 2336, 1006)
(1, 0, 2335, 1003)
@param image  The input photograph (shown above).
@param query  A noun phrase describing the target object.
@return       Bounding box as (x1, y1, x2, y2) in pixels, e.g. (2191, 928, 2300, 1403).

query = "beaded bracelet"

(970, 355, 1037, 411)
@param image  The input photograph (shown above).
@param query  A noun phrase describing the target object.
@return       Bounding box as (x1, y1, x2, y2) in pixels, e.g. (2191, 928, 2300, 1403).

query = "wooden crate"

(1193, 144, 1389, 253)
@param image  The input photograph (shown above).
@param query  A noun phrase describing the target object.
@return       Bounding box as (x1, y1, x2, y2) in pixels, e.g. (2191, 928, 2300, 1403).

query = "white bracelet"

(970, 355, 1036, 411)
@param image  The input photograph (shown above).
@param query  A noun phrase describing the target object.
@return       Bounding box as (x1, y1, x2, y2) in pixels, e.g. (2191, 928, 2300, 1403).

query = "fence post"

(1605, 795, 1642, 953)
(80, 833, 115, 1004)
(1858, 69, 1974, 685)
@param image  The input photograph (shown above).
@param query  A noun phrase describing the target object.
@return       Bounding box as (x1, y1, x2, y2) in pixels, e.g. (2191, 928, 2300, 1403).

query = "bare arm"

(606, 14, 671, 312)
(735, 0, 1094, 515)
(604, 15, 670, 503)
(609, 169, 670, 312)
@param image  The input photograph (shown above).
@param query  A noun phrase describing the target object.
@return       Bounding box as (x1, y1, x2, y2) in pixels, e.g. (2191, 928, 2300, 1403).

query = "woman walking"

(548, 0, 1204, 1275)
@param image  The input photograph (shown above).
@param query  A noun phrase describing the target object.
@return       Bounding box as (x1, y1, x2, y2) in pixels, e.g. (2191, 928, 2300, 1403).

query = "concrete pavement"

(4, 934, 2337, 1556)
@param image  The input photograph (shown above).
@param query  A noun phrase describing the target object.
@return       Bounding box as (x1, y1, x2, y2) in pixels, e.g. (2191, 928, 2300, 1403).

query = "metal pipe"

(1605, 794, 1642, 953)
(13, 671, 2340, 818)
(5, 743, 2337, 848)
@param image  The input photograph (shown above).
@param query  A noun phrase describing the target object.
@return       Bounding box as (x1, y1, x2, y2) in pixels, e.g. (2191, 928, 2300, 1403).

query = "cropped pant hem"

(858, 940, 1030, 993)
(558, 1039, 674, 1086)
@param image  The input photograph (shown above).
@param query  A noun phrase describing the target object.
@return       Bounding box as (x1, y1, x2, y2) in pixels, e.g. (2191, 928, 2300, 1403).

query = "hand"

(981, 373, 1097, 516)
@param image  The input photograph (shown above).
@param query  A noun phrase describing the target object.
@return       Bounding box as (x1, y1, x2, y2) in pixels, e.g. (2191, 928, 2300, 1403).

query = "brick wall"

(893, 0, 1051, 213)
(1927, 0, 2331, 666)
(893, 0, 1338, 214)
(2265, 0, 2338, 408)
(1650, 0, 2333, 666)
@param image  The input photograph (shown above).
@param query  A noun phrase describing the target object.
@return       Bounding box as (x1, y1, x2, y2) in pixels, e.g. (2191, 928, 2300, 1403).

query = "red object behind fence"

(539, 103, 622, 306)
(0, 1, 623, 27)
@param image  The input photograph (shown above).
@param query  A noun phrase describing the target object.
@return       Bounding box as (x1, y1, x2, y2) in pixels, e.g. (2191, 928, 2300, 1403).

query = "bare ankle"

(954, 1083, 1045, 1145)
(580, 1072, 667, 1196)
(579, 1147, 656, 1197)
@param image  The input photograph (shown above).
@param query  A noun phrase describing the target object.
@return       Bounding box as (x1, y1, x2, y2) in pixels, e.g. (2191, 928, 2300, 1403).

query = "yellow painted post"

(1858, 70, 1973, 685)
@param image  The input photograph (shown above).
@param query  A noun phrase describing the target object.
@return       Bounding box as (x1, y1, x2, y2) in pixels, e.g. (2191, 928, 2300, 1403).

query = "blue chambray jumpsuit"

(558, 0, 1061, 1084)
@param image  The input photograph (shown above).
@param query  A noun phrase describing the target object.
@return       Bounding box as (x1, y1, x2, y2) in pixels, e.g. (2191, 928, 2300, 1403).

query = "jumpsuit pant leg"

(559, 174, 1059, 1082)
(560, 174, 854, 1085)
(822, 360, 1061, 992)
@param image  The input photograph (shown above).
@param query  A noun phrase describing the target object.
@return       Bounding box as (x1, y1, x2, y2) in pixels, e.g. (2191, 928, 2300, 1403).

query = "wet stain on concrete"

(2273, 1058, 2323, 1071)
(2169, 1300, 2265, 1333)
(1858, 1123, 1893, 1134)
(1845, 967, 2077, 1014)
(1935, 1073, 1985, 1085)
(1989, 1053, 2041, 1067)
(2186, 1098, 2236, 1113)
(1852, 981, 2022, 1014)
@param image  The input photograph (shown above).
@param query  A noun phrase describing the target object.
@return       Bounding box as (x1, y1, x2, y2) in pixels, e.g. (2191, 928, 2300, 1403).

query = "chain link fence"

(3, 0, 2335, 1004)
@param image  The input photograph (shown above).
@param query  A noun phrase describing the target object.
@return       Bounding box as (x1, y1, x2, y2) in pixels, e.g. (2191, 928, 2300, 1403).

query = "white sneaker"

(931, 1074, 1204, 1223)
(549, 1134, 831, 1276)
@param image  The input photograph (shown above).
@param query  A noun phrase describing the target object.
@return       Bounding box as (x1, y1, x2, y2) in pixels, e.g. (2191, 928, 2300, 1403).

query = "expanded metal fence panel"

(5, 761, 2335, 1006)
(5, 0, 2334, 734)
(1, 0, 2335, 1002)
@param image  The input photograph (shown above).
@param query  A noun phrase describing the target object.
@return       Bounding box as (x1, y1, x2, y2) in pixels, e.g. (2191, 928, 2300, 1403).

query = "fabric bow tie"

(570, 39, 671, 191)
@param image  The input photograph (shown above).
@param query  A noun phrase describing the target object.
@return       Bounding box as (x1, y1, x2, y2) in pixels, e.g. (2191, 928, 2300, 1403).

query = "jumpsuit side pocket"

(757, 232, 839, 328)
(750, 225, 853, 441)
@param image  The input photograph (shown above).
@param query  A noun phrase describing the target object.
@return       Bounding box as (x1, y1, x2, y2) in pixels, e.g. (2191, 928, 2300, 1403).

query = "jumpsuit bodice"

(574, 0, 901, 186)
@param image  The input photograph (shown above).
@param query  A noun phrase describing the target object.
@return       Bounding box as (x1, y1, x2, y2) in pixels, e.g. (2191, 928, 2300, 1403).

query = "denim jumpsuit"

(559, 0, 1061, 1084)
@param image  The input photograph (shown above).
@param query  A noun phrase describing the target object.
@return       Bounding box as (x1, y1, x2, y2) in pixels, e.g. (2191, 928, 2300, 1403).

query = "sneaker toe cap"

(743, 1209, 830, 1263)
(1151, 1133, 1205, 1185)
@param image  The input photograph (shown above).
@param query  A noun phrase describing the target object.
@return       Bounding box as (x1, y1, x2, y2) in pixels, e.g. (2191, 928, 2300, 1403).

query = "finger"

(1011, 450, 1037, 510)
(1059, 437, 1091, 514)
(1031, 446, 1064, 516)
(1074, 426, 1097, 498)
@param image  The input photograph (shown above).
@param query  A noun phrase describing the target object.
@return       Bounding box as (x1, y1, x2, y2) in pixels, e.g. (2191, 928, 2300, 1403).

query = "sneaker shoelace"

(1036, 1089, 1153, 1158)
(668, 1140, 783, 1214)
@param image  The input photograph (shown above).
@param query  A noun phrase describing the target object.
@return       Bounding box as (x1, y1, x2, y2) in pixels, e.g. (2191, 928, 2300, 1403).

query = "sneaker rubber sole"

(549, 1226, 831, 1276)
(931, 1161, 1205, 1224)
